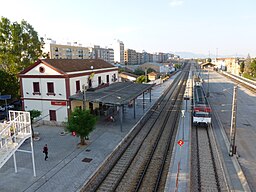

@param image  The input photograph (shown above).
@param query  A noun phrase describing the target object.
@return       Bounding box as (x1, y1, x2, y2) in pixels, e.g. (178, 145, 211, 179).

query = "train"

(192, 75, 212, 126)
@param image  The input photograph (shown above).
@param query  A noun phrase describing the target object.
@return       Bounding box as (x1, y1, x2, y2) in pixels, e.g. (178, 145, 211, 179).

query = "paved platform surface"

(202, 70, 253, 191)
(0, 74, 178, 192)
(166, 68, 251, 192)
(164, 69, 192, 191)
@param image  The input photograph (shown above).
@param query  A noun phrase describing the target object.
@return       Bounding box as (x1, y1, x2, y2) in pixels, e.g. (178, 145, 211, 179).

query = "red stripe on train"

(194, 107, 211, 112)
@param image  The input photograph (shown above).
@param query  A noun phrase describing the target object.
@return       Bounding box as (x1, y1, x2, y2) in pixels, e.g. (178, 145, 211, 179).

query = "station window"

(47, 82, 55, 96)
(33, 82, 40, 95)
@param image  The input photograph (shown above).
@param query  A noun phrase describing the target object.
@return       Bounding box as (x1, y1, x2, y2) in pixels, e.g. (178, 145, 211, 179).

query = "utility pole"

(145, 67, 147, 83)
(207, 70, 210, 97)
(229, 85, 238, 156)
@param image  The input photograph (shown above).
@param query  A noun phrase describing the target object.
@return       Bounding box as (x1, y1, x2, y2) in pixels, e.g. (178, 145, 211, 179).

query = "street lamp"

(145, 67, 148, 83)
(181, 110, 185, 140)
(207, 70, 210, 97)
(89, 66, 94, 88)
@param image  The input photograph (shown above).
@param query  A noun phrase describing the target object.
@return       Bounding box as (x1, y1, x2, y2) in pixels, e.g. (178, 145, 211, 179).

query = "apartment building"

(124, 49, 137, 65)
(137, 52, 143, 65)
(19, 59, 118, 124)
(213, 58, 243, 75)
(152, 52, 169, 63)
(113, 39, 124, 64)
(44, 40, 95, 59)
(43, 40, 114, 64)
(94, 45, 114, 64)
(142, 51, 150, 63)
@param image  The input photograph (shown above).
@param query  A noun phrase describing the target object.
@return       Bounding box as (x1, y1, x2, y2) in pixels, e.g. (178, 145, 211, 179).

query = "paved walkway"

(0, 74, 178, 192)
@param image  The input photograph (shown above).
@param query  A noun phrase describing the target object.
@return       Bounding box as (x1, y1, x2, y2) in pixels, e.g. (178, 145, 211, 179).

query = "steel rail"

(81, 67, 187, 192)
(135, 72, 188, 191)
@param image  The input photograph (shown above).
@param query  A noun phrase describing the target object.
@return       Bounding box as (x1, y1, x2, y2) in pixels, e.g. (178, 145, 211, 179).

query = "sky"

(1, 0, 256, 57)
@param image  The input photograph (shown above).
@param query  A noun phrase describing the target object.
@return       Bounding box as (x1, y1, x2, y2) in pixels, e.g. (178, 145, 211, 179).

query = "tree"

(0, 17, 44, 75)
(244, 54, 251, 74)
(240, 61, 245, 74)
(0, 70, 19, 100)
(28, 109, 41, 138)
(134, 68, 145, 76)
(147, 68, 156, 74)
(250, 59, 256, 77)
(207, 58, 212, 63)
(174, 63, 182, 69)
(66, 108, 97, 145)
(136, 75, 147, 83)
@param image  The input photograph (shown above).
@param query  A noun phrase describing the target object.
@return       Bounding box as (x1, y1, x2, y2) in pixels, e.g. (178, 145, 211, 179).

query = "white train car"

(192, 77, 211, 126)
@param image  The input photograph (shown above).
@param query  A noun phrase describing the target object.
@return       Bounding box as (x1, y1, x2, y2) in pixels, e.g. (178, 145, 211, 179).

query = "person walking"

(43, 144, 48, 161)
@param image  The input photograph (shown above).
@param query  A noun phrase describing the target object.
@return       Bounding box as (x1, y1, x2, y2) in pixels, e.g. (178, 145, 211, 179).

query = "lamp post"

(117, 96, 123, 132)
(207, 70, 210, 97)
(89, 65, 94, 88)
(229, 86, 238, 156)
(181, 110, 185, 140)
(145, 67, 147, 83)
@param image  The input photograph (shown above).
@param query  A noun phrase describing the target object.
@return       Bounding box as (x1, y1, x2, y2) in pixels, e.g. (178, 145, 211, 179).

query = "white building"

(113, 39, 124, 65)
(19, 59, 118, 124)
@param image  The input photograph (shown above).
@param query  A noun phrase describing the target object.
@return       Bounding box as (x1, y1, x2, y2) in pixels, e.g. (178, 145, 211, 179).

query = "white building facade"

(19, 59, 118, 125)
(113, 39, 124, 65)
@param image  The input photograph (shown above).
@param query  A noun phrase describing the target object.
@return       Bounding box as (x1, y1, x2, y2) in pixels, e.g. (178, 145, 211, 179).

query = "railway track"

(81, 65, 190, 192)
(191, 124, 229, 192)
(220, 72, 256, 92)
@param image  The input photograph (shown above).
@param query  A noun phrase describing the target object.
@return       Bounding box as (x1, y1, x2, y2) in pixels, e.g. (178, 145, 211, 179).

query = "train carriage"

(192, 76, 211, 126)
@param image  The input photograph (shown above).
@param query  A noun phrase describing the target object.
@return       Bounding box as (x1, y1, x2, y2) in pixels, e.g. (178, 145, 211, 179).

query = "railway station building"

(19, 59, 154, 127)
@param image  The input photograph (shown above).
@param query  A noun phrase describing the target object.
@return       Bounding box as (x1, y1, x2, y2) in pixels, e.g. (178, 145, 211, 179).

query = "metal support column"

(13, 153, 17, 173)
(120, 105, 123, 132)
(31, 136, 36, 177)
(133, 99, 136, 119)
(83, 85, 87, 110)
(229, 85, 238, 156)
(143, 92, 145, 110)
(149, 89, 152, 102)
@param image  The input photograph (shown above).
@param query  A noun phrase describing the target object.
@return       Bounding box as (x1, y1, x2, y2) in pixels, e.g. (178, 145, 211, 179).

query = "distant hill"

(174, 52, 207, 59)
(175, 52, 245, 59)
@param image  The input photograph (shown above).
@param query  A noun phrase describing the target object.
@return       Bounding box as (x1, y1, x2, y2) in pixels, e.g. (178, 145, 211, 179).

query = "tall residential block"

(113, 39, 124, 65)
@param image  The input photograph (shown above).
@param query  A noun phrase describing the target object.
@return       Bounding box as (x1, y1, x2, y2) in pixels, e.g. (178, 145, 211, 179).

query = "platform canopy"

(69, 82, 155, 106)
(200, 62, 216, 68)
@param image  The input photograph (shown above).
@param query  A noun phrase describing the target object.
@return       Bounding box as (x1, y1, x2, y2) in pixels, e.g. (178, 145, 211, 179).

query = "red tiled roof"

(41, 59, 115, 73)
(19, 59, 117, 75)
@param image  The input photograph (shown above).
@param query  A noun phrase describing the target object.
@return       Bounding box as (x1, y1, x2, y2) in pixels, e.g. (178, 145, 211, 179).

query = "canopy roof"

(70, 82, 154, 106)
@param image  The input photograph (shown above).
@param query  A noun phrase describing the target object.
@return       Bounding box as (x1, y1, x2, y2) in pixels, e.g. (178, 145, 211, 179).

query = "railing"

(0, 111, 32, 169)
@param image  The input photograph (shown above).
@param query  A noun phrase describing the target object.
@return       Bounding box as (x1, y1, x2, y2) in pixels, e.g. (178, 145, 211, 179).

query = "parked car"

(0, 106, 5, 111)
(0, 100, 21, 111)
(0, 104, 14, 111)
